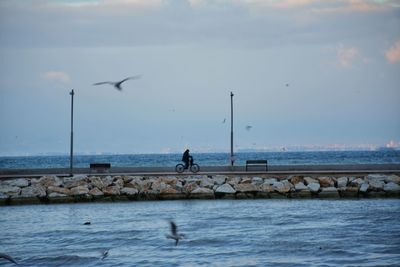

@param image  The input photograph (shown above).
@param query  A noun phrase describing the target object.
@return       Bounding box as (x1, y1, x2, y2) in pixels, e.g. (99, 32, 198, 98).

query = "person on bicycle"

(182, 149, 193, 169)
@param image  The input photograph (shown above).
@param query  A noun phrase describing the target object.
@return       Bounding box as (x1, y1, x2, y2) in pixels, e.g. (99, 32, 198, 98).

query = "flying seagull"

(166, 220, 184, 246)
(222, 118, 226, 124)
(93, 75, 141, 91)
(245, 125, 252, 131)
(101, 249, 109, 260)
(0, 252, 19, 266)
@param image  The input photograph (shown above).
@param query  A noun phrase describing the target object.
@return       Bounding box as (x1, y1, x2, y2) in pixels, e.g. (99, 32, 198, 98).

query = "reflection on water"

(1, 199, 400, 266)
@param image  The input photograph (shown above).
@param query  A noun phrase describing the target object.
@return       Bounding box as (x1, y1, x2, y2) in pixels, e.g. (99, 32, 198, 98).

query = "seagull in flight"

(166, 220, 184, 246)
(245, 125, 252, 131)
(101, 249, 109, 260)
(222, 118, 226, 124)
(0, 252, 19, 266)
(93, 75, 141, 91)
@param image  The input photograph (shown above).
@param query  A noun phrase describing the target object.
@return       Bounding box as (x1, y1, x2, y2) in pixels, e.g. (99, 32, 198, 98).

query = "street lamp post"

(69, 89, 74, 176)
(230, 91, 234, 167)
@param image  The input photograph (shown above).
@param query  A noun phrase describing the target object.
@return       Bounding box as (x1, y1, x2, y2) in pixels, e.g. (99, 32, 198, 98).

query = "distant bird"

(101, 249, 109, 260)
(83, 221, 91, 225)
(166, 220, 184, 246)
(222, 118, 226, 124)
(93, 75, 141, 91)
(286, 83, 289, 87)
(245, 125, 252, 131)
(0, 253, 19, 266)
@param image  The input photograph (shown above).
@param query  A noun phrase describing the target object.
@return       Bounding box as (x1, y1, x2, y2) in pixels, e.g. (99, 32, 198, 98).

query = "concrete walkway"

(1, 164, 399, 179)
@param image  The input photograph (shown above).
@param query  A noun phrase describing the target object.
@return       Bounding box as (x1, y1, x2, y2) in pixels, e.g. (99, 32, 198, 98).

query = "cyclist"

(182, 149, 193, 169)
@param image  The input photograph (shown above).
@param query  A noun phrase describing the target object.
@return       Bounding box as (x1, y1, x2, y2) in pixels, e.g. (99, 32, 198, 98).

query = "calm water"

(1, 199, 399, 266)
(1, 150, 400, 169)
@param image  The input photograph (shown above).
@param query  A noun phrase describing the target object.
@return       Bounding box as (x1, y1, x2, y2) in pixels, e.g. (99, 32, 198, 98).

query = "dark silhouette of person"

(182, 149, 193, 169)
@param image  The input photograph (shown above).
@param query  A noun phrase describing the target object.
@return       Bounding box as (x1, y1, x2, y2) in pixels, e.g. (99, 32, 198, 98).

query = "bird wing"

(93, 82, 113, 86)
(126, 75, 142, 81)
(170, 221, 177, 235)
(0, 253, 18, 265)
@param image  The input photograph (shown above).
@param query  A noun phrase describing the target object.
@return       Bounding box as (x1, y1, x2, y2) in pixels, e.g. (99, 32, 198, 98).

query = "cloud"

(385, 40, 400, 63)
(337, 44, 359, 68)
(42, 71, 71, 83)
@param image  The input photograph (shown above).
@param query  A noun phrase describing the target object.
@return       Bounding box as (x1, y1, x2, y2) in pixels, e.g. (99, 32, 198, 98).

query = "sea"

(1, 151, 400, 266)
(1, 199, 399, 266)
(1, 150, 400, 169)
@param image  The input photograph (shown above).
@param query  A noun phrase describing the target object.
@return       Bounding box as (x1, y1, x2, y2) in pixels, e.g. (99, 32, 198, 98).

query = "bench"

(245, 160, 268, 172)
(90, 163, 111, 173)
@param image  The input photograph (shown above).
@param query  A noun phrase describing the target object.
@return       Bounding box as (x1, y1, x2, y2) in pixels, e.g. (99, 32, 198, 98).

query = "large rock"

(227, 177, 241, 186)
(273, 181, 292, 193)
(264, 178, 278, 185)
(384, 182, 400, 192)
(113, 178, 125, 189)
(127, 179, 152, 192)
(102, 186, 120, 196)
(289, 176, 303, 185)
(183, 182, 199, 193)
(234, 184, 260, 193)
(191, 187, 214, 194)
(89, 187, 104, 196)
(294, 182, 308, 191)
(160, 188, 179, 194)
(319, 187, 339, 198)
(101, 176, 114, 187)
(200, 177, 215, 189)
(304, 177, 318, 185)
(47, 186, 71, 195)
(308, 182, 320, 193)
(70, 186, 89, 196)
(88, 176, 106, 189)
(350, 178, 364, 187)
(190, 187, 214, 199)
(20, 184, 46, 198)
(385, 175, 400, 184)
(38, 175, 63, 187)
(252, 177, 264, 185)
(365, 174, 387, 182)
(160, 176, 178, 186)
(121, 187, 139, 196)
(0, 185, 21, 197)
(240, 177, 252, 184)
(317, 177, 334, 187)
(337, 177, 348, 188)
(260, 184, 274, 193)
(368, 180, 384, 191)
(213, 175, 227, 185)
(2, 178, 29, 187)
(359, 183, 369, 193)
(64, 175, 88, 188)
(215, 184, 236, 194)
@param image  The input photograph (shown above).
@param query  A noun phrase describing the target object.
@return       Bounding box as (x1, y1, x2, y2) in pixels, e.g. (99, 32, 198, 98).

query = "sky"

(0, 0, 399, 156)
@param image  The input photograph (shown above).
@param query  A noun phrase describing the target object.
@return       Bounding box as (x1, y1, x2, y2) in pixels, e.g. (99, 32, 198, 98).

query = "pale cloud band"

(337, 44, 359, 68)
(42, 71, 71, 83)
(385, 40, 400, 64)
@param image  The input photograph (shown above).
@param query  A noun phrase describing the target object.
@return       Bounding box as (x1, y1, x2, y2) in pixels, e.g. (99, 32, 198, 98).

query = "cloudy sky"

(0, 0, 399, 155)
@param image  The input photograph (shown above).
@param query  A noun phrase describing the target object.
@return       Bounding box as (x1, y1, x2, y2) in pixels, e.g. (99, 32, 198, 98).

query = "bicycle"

(175, 161, 200, 173)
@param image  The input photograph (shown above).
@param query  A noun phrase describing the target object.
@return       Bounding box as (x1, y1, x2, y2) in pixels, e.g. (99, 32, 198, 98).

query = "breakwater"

(1, 173, 400, 205)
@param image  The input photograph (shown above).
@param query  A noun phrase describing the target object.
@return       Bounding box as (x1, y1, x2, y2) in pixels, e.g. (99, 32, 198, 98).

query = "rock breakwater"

(1, 174, 399, 205)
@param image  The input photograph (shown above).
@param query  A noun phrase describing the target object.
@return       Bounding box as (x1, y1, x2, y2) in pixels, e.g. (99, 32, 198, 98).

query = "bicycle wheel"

(190, 164, 200, 173)
(175, 164, 185, 173)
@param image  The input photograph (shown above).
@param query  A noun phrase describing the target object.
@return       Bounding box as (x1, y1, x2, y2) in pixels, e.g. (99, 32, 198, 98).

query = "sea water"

(1, 150, 399, 169)
(1, 199, 399, 266)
